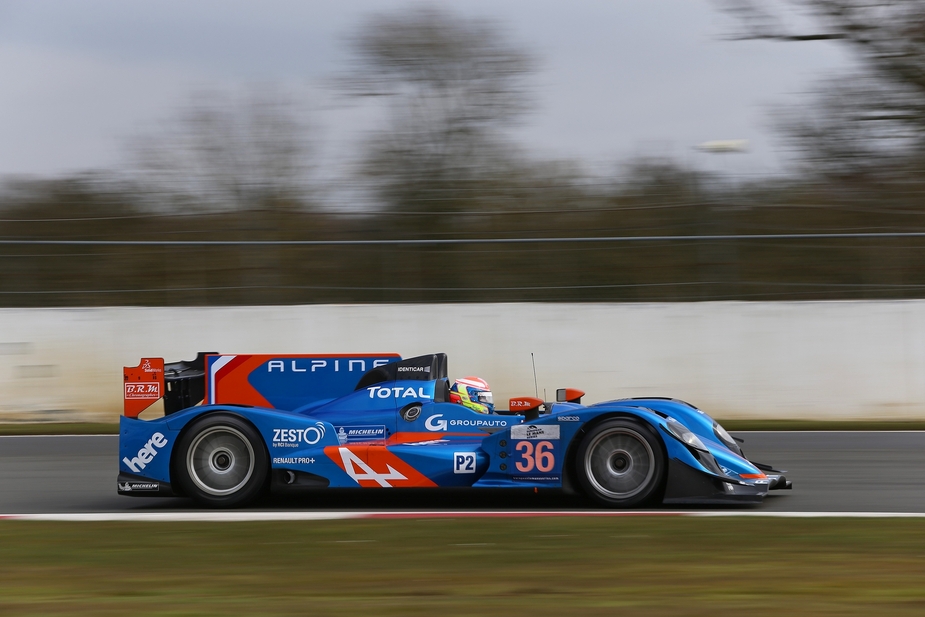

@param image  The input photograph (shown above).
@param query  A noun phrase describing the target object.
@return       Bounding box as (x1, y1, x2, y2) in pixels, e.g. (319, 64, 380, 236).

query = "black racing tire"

(575, 418, 666, 508)
(174, 414, 269, 508)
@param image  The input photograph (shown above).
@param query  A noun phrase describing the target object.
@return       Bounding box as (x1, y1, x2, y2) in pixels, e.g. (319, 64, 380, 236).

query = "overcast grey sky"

(0, 0, 853, 181)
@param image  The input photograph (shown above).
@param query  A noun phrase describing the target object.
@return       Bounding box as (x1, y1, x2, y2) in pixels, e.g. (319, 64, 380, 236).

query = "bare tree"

(722, 1, 925, 177)
(131, 88, 315, 211)
(342, 6, 536, 213)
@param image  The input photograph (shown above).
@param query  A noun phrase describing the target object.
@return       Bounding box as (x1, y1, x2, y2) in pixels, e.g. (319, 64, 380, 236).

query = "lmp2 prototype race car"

(119, 352, 791, 508)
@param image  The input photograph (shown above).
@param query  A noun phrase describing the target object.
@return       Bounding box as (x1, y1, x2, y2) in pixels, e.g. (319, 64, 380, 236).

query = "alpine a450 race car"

(119, 352, 791, 508)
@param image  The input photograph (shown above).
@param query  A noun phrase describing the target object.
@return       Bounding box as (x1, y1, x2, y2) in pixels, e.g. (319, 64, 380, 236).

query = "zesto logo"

(122, 432, 168, 473)
(272, 423, 326, 448)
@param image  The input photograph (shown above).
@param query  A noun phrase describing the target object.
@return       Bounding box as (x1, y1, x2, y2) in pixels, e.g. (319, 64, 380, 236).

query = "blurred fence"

(2, 301, 925, 423)
(6, 211, 925, 305)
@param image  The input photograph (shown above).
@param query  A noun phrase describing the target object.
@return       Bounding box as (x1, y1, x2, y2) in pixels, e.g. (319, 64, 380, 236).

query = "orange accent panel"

(388, 432, 447, 444)
(325, 444, 437, 487)
(740, 473, 767, 479)
(561, 388, 585, 403)
(509, 396, 544, 412)
(387, 432, 484, 444)
(209, 355, 275, 408)
(123, 358, 164, 418)
(368, 447, 437, 487)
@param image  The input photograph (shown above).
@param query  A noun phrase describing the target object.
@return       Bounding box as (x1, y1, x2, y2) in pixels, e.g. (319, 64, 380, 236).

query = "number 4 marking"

(515, 440, 555, 473)
(338, 447, 407, 486)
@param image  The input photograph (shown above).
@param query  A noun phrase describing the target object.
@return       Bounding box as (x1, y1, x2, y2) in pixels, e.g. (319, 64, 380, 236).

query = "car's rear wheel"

(575, 418, 666, 508)
(175, 414, 268, 508)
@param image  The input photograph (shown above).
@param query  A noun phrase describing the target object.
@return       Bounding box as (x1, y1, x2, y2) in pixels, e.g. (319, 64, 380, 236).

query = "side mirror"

(556, 388, 585, 404)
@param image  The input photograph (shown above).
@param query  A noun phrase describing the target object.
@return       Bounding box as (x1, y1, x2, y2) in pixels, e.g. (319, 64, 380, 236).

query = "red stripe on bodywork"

(364, 511, 685, 518)
(387, 432, 484, 444)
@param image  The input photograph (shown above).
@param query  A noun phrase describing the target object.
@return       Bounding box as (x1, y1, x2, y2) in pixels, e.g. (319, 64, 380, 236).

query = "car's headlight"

(665, 417, 708, 452)
(712, 421, 742, 455)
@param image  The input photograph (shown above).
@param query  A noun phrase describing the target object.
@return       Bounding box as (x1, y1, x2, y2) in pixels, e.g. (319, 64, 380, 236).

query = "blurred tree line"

(4, 4, 925, 307)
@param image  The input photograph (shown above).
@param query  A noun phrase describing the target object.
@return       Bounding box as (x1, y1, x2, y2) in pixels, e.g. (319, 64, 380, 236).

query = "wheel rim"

(187, 426, 255, 496)
(584, 427, 655, 500)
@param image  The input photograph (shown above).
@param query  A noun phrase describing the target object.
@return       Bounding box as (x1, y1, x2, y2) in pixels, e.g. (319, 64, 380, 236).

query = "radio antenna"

(531, 353, 539, 399)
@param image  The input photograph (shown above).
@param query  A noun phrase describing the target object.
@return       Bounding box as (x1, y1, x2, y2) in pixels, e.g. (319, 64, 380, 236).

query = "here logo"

(122, 432, 168, 473)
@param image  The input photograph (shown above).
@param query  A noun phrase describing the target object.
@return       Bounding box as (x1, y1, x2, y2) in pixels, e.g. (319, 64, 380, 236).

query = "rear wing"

(123, 352, 401, 418)
(123, 353, 211, 418)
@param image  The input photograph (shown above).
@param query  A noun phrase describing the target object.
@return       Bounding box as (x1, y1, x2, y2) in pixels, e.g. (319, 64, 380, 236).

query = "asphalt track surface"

(2, 432, 925, 514)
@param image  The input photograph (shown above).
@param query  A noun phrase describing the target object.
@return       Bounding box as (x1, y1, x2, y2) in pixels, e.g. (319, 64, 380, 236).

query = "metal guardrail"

(4, 232, 925, 246)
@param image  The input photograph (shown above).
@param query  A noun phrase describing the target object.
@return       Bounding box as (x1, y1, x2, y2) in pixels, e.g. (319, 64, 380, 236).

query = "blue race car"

(119, 352, 791, 508)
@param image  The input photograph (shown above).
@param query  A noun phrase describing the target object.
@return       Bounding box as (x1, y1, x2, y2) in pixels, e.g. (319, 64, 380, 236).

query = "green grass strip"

(2, 518, 925, 616)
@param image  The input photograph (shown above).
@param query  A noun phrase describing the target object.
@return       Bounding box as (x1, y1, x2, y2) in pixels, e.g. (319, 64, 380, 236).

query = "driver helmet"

(449, 377, 494, 414)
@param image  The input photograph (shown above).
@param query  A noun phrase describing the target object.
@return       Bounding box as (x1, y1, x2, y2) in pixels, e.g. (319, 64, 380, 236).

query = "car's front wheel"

(175, 414, 268, 508)
(575, 418, 666, 508)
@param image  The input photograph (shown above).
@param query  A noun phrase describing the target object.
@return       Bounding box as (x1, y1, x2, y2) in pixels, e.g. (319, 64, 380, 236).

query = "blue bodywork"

(118, 353, 787, 505)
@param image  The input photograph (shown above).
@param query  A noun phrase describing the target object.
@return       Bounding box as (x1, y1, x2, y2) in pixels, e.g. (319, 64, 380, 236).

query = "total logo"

(122, 432, 168, 473)
(271, 423, 326, 448)
(424, 414, 509, 432)
(366, 386, 432, 400)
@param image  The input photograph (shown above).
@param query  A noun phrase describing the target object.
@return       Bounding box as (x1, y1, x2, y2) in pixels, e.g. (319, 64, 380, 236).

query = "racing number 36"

(515, 440, 555, 473)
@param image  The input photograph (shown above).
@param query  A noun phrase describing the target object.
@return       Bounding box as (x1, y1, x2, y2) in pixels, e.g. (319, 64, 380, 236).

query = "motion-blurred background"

(3, 1, 925, 421)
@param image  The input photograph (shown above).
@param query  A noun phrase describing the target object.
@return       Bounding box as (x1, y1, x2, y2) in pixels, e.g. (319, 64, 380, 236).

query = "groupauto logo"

(425, 414, 448, 431)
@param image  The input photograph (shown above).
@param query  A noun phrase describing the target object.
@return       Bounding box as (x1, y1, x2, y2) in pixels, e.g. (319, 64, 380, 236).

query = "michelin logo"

(425, 414, 508, 432)
(118, 481, 159, 492)
(335, 425, 386, 444)
(122, 432, 168, 473)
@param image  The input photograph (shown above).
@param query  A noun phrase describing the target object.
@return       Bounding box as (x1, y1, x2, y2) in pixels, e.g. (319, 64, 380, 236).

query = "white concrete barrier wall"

(2, 301, 924, 422)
